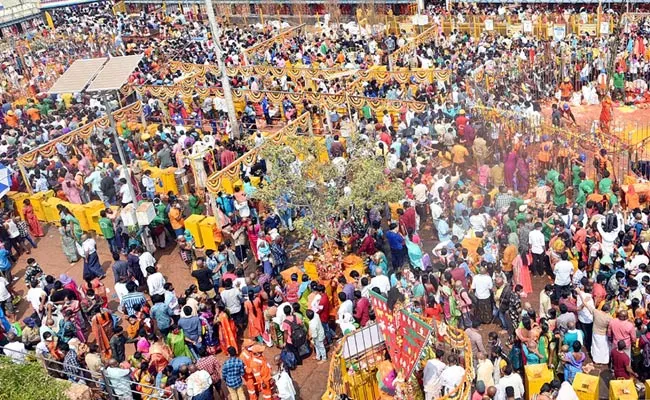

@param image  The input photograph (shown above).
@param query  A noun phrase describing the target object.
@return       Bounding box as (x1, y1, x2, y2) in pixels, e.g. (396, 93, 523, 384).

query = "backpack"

(280, 348, 297, 370)
(604, 213, 618, 233)
(287, 317, 307, 348)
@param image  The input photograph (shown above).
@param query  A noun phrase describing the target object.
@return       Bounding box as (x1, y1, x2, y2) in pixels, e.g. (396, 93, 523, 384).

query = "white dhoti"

(591, 333, 610, 364)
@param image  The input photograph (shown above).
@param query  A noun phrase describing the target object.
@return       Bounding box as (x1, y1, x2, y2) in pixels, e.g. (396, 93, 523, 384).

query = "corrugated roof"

(47, 58, 108, 94)
(86, 54, 144, 92)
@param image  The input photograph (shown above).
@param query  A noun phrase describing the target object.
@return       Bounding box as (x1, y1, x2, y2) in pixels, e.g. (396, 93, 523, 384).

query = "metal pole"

(307, 113, 314, 136)
(204, 0, 240, 139)
(17, 161, 33, 194)
(102, 93, 138, 222)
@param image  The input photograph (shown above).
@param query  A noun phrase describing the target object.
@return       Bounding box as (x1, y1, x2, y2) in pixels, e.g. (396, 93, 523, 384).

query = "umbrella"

(0, 164, 12, 199)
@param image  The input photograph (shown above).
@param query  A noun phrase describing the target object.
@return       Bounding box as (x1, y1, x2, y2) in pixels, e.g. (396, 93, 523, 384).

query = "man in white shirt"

(26, 280, 47, 318)
(498, 365, 524, 400)
(336, 292, 354, 322)
(118, 178, 133, 206)
(185, 365, 212, 398)
(554, 252, 574, 289)
(221, 278, 243, 316)
(139, 251, 156, 278)
(471, 267, 493, 324)
(528, 222, 546, 276)
(369, 268, 391, 295)
(146, 266, 166, 296)
(3, 333, 26, 364)
(438, 355, 465, 395)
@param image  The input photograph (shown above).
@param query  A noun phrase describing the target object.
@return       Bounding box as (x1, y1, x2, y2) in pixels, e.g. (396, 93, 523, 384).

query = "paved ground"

(8, 224, 331, 400)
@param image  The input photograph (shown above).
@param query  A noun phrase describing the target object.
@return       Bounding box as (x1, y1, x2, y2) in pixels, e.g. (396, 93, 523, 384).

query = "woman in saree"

(90, 307, 113, 359)
(166, 327, 193, 359)
(503, 149, 518, 189)
(57, 310, 78, 344)
(58, 221, 80, 263)
(405, 228, 424, 270)
(133, 362, 156, 400)
(61, 173, 82, 204)
(599, 95, 613, 134)
(58, 205, 83, 242)
(22, 199, 44, 238)
(244, 291, 266, 343)
(515, 151, 530, 194)
(246, 217, 261, 262)
(82, 277, 108, 309)
(149, 335, 173, 373)
(439, 276, 459, 327)
(60, 274, 83, 301)
(215, 304, 238, 354)
(63, 299, 87, 342)
(563, 341, 586, 383)
(537, 321, 552, 365)
(512, 250, 533, 297)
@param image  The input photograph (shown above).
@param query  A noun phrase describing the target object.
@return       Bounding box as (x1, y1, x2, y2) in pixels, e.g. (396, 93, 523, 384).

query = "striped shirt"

(120, 292, 146, 316)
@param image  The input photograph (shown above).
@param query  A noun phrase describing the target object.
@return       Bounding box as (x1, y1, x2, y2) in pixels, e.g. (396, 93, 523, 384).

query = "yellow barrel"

(89, 206, 120, 236)
(184, 214, 205, 248)
(572, 373, 599, 400)
(524, 364, 553, 400)
(199, 216, 221, 251)
(84, 200, 107, 233)
(609, 380, 637, 400)
(68, 203, 91, 232)
(8, 191, 31, 220)
(645, 380, 650, 400)
(29, 190, 54, 221)
(43, 197, 67, 226)
(147, 167, 164, 195)
(160, 167, 179, 195)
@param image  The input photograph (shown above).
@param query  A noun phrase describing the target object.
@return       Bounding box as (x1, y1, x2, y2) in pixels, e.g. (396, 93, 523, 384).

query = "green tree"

(251, 131, 404, 238)
(0, 357, 70, 400)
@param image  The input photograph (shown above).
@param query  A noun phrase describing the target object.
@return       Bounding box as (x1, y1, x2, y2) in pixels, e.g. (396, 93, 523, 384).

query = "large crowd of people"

(1, 1, 650, 400)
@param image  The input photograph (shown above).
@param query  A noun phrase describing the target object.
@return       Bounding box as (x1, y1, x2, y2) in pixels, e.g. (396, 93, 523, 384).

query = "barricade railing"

(0, 346, 175, 400)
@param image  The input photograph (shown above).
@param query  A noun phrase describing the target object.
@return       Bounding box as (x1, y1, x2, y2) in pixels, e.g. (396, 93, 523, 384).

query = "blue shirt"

(120, 292, 146, 316)
(170, 356, 192, 372)
(222, 357, 245, 388)
(177, 315, 201, 341)
(0, 249, 11, 271)
(150, 302, 173, 330)
(385, 231, 404, 250)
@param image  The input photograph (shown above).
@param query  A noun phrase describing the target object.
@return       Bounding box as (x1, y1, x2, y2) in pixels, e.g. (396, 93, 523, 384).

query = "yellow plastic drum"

(609, 379, 637, 400)
(8, 191, 32, 220)
(29, 190, 54, 221)
(524, 364, 553, 400)
(159, 167, 179, 195)
(84, 200, 107, 233)
(199, 216, 220, 251)
(572, 373, 599, 400)
(43, 197, 67, 226)
(68, 204, 91, 232)
(184, 214, 205, 248)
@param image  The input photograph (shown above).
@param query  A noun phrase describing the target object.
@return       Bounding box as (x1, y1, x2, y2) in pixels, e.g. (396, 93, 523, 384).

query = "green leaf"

(0, 358, 70, 400)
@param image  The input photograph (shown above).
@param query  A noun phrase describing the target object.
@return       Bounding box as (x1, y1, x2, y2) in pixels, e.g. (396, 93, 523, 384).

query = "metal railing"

(0, 345, 175, 400)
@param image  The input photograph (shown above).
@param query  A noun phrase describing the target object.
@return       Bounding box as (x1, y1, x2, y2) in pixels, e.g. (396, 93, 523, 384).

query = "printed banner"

(369, 291, 432, 379)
